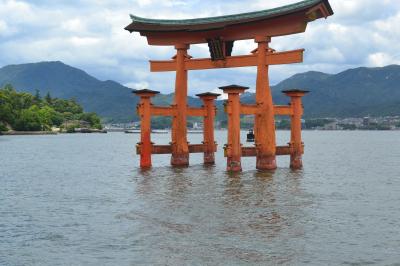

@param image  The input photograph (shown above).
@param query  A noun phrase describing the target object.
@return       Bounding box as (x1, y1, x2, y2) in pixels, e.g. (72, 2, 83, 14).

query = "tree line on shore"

(0, 84, 102, 132)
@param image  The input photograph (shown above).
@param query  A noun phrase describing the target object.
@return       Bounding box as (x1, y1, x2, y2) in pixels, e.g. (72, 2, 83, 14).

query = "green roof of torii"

(125, 0, 333, 32)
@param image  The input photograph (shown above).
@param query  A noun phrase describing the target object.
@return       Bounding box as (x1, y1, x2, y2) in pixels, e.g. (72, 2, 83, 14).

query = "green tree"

(79, 112, 102, 129)
(34, 89, 41, 103)
(0, 122, 8, 132)
(14, 106, 42, 131)
(1, 84, 102, 132)
(38, 106, 59, 130)
(45, 92, 53, 105)
(52, 98, 83, 114)
(0, 90, 13, 124)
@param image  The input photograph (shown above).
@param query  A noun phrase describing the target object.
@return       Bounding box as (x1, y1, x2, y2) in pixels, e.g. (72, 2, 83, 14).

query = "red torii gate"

(126, 0, 333, 171)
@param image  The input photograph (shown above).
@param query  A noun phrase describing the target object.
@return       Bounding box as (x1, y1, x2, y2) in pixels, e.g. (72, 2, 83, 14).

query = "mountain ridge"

(1, 61, 400, 121)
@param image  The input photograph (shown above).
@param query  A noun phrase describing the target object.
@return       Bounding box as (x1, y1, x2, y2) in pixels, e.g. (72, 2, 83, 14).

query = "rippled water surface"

(1, 131, 400, 265)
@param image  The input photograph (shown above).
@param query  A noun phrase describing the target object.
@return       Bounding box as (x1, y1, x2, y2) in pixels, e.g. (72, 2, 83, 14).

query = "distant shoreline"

(0, 131, 57, 136)
(1, 129, 398, 136)
(0, 129, 108, 135)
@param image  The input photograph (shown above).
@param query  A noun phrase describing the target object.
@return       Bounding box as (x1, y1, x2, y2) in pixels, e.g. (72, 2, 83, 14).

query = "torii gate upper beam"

(150, 49, 304, 72)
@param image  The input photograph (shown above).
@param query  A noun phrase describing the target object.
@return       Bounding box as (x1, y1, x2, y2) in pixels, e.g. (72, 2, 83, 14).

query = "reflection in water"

(128, 165, 309, 264)
(166, 167, 192, 202)
(222, 175, 243, 202)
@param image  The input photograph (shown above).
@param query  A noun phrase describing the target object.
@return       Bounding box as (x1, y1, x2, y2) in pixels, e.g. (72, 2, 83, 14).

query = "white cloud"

(136, 0, 154, 7)
(61, 19, 87, 33)
(251, 0, 299, 9)
(367, 53, 400, 67)
(0, 0, 400, 94)
(125, 81, 149, 90)
(69, 36, 100, 46)
(0, 0, 32, 22)
(0, 20, 16, 36)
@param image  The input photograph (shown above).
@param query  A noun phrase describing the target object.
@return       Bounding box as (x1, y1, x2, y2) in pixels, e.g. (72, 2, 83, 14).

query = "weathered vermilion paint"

(171, 44, 190, 166)
(220, 85, 248, 172)
(134, 89, 160, 168)
(197, 93, 220, 164)
(283, 90, 309, 169)
(134, 89, 219, 168)
(254, 36, 277, 170)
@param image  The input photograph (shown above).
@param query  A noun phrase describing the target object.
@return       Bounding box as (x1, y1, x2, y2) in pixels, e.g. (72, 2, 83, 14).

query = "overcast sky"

(1, 0, 399, 94)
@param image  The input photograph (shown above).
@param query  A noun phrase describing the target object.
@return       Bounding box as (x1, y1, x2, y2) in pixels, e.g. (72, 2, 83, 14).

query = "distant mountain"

(0, 61, 137, 121)
(1, 61, 400, 121)
(270, 65, 400, 117)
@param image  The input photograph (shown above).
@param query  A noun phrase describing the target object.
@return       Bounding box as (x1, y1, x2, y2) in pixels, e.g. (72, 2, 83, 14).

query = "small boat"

(246, 129, 255, 142)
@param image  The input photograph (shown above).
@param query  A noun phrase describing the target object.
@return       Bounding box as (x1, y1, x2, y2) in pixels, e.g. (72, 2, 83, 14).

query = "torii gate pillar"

(283, 89, 309, 169)
(134, 89, 160, 168)
(221, 85, 248, 172)
(254, 36, 277, 170)
(197, 92, 220, 164)
(171, 44, 190, 166)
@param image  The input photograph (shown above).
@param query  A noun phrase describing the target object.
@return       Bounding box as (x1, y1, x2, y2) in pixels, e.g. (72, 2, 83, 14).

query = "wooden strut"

(134, 88, 220, 166)
(134, 87, 308, 170)
(219, 86, 308, 171)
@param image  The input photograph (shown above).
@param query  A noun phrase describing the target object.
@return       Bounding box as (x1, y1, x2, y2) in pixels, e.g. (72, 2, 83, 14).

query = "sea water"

(1, 131, 400, 265)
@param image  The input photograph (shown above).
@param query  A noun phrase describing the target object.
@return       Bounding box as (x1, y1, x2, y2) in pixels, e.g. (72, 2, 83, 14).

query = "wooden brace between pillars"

(220, 87, 308, 171)
(140, 106, 207, 117)
(134, 88, 220, 168)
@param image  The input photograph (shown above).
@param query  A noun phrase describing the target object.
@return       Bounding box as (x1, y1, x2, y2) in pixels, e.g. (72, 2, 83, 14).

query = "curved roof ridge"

(128, 0, 331, 26)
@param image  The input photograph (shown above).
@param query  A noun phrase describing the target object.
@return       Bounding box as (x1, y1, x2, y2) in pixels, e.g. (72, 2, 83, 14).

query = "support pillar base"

(256, 155, 277, 170)
(140, 160, 151, 169)
(290, 154, 303, 169)
(227, 157, 242, 172)
(171, 153, 189, 166)
(139, 144, 152, 169)
(204, 152, 215, 165)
